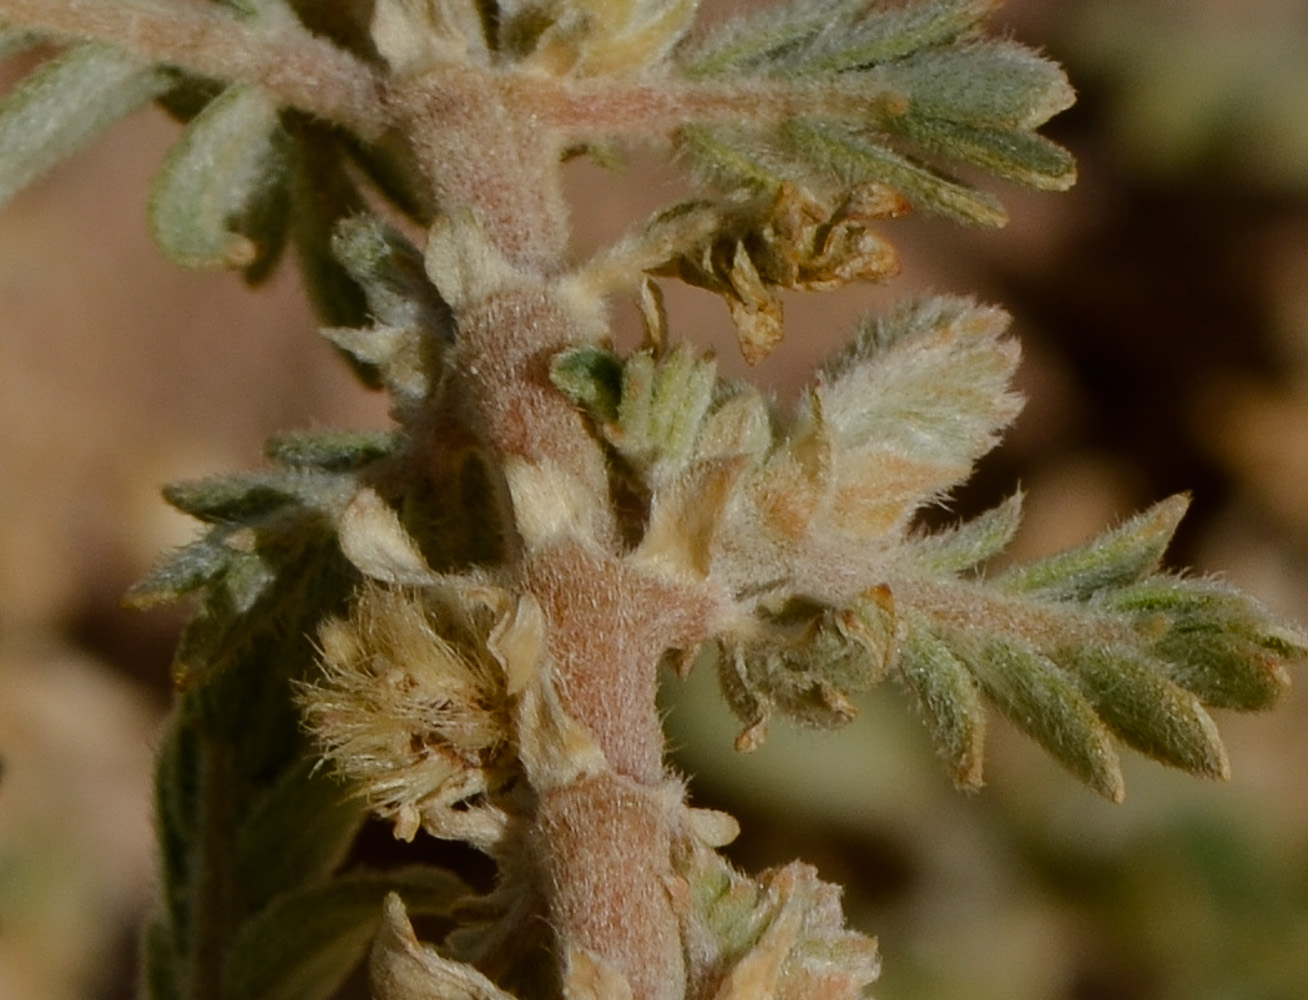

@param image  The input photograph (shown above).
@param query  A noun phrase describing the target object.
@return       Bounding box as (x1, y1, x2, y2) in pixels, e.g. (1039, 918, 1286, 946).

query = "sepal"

(372, 894, 520, 1000)
(716, 592, 894, 750)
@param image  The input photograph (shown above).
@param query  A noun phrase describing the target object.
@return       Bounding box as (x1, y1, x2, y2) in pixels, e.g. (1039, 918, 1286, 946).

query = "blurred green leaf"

(0, 43, 172, 208)
(223, 868, 469, 1000)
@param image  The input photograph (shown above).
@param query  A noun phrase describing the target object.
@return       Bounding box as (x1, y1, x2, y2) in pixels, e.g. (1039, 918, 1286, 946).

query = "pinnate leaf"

(677, 0, 1074, 222)
(885, 500, 1303, 798)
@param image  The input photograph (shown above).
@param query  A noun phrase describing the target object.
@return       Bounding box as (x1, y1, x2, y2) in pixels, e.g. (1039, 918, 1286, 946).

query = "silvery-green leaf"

(148, 83, 289, 272)
(871, 40, 1074, 130)
(0, 43, 171, 208)
(126, 534, 240, 608)
(288, 123, 371, 331)
(1157, 636, 1292, 711)
(681, 0, 993, 79)
(331, 216, 452, 336)
(888, 115, 1076, 190)
(234, 756, 368, 903)
(816, 296, 1021, 470)
(163, 474, 301, 525)
(786, 0, 995, 74)
(604, 345, 720, 486)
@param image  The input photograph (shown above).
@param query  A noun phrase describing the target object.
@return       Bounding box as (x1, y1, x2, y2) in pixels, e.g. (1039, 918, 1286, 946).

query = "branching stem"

(0, 0, 387, 132)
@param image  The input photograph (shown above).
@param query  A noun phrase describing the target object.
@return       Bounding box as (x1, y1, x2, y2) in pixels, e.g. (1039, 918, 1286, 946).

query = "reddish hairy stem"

(522, 76, 908, 141)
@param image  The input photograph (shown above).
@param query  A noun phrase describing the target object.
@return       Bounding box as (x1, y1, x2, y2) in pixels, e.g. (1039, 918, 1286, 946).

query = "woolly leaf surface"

(0, 43, 171, 208)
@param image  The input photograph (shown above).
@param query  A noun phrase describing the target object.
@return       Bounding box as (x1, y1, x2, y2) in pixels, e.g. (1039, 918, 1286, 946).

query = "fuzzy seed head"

(301, 583, 515, 841)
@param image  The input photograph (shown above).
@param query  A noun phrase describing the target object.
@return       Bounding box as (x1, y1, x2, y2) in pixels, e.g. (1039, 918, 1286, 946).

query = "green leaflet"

(126, 533, 243, 608)
(223, 868, 469, 1000)
(550, 345, 625, 424)
(148, 83, 291, 275)
(870, 40, 1073, 130)
(233, 755, 367, 905)
(552, 343, 720, 488)
(332, 216, 452, 335)
(908, 493, 1023, 576)
(780, 0, 997, 75)
(784, 119, 1009, 225)
(287, 119, 372, 331)
(996, 495, 1189, 601)
(163, 474, 305, 526)
(322, 217, 456, 406)
(678, 124, 791, 191)
(617, 345, 719, 485)
(964, 637, 1125, 802)
(1066, 646, 1229, 780)
(886, 115, 1076, 190)
(894, 115, 1077, 190)
(0, 43, 172, 208)
(895, 622, 986, 790)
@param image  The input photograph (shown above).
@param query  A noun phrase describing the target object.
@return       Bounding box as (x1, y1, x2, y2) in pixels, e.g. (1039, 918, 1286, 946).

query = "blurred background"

(3, 0, 1308, 998)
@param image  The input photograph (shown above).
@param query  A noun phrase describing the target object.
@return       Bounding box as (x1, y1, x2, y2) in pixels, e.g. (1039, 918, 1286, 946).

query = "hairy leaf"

(0, 43, 172, 208)
(681, 0, 994, 79)
(148, 83, 290, 274)
(895, 620, 987, 790)
(996, 495, 1189, 601)
(1066, 646, 1229, 779)
(907, 492, 1023, 575)
(265, 429, 399, 472)
(126, 533, 243, 608)
(551, 345, 626, 425)
(677, 0, 1072, 223)
(781, 119, 1009, 225)
(964, 636, 1125, 801)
